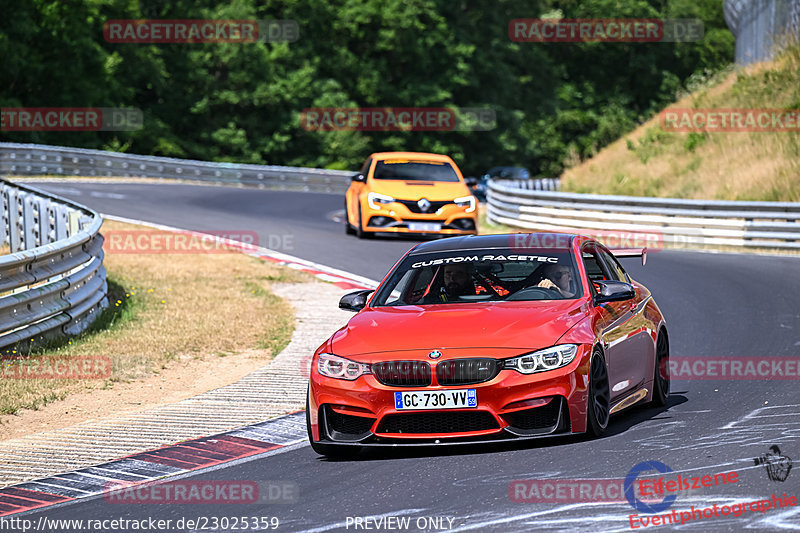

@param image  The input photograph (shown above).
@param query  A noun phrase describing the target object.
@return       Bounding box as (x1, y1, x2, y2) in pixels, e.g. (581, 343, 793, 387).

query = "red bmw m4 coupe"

(307, 233, 669, 456)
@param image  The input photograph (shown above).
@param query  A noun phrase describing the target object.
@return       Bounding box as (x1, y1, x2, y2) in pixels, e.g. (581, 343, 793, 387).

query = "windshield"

(373, 160, 460, 182)
(487, 167, 530, 179)
(372, 249, 582, 306)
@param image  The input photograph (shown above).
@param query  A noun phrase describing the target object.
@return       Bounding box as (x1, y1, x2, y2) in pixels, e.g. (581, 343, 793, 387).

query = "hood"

(331, 300, 589, 360)
(371, 181, 471, 202)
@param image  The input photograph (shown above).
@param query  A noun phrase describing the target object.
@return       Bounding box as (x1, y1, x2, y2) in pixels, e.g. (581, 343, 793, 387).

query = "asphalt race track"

(16, 181, 800, 532)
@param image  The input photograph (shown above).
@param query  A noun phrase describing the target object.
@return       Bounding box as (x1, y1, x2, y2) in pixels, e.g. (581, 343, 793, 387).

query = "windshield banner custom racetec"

(411, 254, 559, 268)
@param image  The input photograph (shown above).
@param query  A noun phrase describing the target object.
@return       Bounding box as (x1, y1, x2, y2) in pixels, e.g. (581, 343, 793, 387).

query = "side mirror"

(593, 280, 635, 304)
(351, 173, 366, 183)
(339, 289, 374, 312)
(464, 176, 478, 187)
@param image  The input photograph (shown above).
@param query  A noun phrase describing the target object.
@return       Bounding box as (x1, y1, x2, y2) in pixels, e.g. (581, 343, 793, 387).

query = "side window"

(412, 268, 435, 292)
(399, 268, 436, 304)
(581, 246, 609, 283)
(598, 248, 629, 283)
(384, 269, 414, 305)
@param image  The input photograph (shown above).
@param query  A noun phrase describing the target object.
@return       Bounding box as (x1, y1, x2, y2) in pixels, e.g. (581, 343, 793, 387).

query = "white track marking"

(89, 191, 126, 199)
(721, 404, 800, 430)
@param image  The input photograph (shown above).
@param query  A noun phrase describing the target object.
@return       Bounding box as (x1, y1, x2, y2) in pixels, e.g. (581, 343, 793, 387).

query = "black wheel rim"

(656, 334, 670, 394)
(591, 354, 610, 428)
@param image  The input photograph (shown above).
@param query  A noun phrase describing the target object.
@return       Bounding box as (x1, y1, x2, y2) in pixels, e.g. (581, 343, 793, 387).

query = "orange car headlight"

(454, 195, 476, 213)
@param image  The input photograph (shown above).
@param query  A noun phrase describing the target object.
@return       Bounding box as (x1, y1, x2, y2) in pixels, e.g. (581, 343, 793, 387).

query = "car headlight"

(454, 195, 476, 213)
(368, 192, 395, 210)
(504, 345, 578, 374)
(317, 353, 371, 380)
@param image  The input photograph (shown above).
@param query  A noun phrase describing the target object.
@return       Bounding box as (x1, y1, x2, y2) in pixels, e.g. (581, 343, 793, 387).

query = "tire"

(306, 392, 358, 458)
(586, 348, 610, 438)
(355, 204, 369, 239)
(344, 201, 356, 235)
(649, 331, 670, 407)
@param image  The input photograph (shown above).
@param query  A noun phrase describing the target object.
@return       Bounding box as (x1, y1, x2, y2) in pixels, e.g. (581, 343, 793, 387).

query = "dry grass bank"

(561, 46, 800, 201)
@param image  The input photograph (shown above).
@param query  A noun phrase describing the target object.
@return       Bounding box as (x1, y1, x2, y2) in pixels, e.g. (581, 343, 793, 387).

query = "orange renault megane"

(306, 233, 669, 456)
(344, 152, 478, 238)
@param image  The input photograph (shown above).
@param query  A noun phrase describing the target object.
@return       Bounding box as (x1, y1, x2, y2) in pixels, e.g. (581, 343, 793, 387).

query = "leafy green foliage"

(0, 0, 734, 176)
(684, 131, 707, 152)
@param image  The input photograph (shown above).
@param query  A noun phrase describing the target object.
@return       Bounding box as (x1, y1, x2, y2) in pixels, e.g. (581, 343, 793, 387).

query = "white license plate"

(394, 389, 477, 410)
(408, 222, 441, 232)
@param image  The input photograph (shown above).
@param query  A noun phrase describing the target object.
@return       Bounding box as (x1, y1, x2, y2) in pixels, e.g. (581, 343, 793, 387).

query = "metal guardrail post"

(55, 204, 68, 241)
(68, 211, 80, 237)
(36, 197, 49, 247)
(22, 194, 36, 250)
(6, 188, 22, 253)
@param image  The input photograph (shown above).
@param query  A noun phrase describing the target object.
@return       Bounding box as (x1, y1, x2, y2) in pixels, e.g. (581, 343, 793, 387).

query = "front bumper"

(316, 397, 571, 446)
(308, 346, 592, 446)
(360, 200, 477, 235)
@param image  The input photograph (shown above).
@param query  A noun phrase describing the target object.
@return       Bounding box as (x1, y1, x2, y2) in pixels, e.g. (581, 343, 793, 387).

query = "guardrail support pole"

(68, 211, 80, 238)
(55, 205, 69, 241)
(8, 189, 22, 252)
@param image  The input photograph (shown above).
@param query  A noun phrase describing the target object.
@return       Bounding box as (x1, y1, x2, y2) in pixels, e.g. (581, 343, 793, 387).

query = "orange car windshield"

(373, 160, 460, 182)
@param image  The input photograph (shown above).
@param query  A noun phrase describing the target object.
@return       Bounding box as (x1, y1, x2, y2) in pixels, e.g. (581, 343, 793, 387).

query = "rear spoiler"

(610, 248, 647, 266)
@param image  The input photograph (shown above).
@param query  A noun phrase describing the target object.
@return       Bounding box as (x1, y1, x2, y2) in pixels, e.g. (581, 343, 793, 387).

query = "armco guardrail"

(0, 142, 353, 193)
(0, 178, 107, 349)
(487, 179, 800, 250)
(499, 178, 560, 191)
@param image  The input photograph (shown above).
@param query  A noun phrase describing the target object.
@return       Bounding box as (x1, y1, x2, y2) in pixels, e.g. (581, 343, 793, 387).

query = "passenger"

(441, 263, 476, 300)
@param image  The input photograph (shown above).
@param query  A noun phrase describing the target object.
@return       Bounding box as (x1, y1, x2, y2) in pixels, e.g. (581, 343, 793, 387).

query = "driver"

(536, 263, 576, 298)
(441, 263, 477, 301)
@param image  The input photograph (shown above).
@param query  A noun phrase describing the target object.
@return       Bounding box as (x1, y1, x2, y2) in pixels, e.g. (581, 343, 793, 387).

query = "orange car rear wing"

(610, 248, 647, 266)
